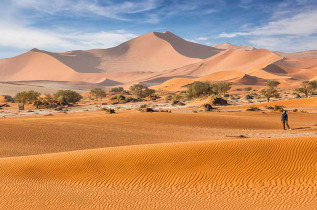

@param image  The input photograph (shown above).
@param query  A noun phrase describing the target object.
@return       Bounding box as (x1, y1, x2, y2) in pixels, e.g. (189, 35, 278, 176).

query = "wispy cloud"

(144, 0, 224, 24)
(218, 7, 317, 52)
(219, 10, 317, 37)
(0, 22, 137, 52)
(1, 0, 162, 20)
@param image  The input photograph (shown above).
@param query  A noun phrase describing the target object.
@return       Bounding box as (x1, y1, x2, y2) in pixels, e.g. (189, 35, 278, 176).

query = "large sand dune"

(158, 49, 283, 78)
(0, 31, 221, 85)
(1, 136, 317, 209)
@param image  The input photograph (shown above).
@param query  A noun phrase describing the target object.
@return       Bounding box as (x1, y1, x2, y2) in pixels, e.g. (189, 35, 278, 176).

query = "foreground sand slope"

(2, 111, 317, 157)
(1, 137, 317, 209)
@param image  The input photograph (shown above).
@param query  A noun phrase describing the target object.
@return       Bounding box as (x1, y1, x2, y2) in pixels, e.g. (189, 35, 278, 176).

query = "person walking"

(281, 110, 291, 130)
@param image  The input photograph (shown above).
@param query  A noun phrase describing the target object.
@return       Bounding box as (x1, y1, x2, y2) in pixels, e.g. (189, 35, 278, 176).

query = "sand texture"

(0, 136, 317, 209)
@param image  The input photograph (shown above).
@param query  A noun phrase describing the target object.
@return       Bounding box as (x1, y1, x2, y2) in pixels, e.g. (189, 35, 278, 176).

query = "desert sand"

(0, 110, 317, 209)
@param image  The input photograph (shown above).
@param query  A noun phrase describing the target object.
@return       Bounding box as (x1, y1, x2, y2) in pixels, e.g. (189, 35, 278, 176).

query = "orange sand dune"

(249, 69, 291, 80)
(276, 57, 317, 69)
(163, 49, 283, 77)
(1, 136, 317, 209)
(0, 49, 109, 83)
(276, 50, 317, 59)
(154, 70, 266, 90)
(153, 77, 194, 91)
(0, 31, 221, 84)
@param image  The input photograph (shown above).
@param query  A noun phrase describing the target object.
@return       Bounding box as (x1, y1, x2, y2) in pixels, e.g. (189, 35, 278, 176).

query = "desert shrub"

(90, 88, 106, 100)
(130, 84, 155, 99)
(244, 94, 253, 100)
(201, 103, 214, 112)
(186, 81, 214, 99)
(236, 88, 242, 91)
(138, 104, 156, 112)
(54, 90, 82, 104)
(165, 95, 173, 101)
(111, 94, 126, 101)
(110, 87, 124, 93)
(295, 80, 317, 97)
(171, 100, 185, 106)
(212, 81, 232, 96)
(186, 81, 232, 99)
(0, 95, 14, 102)
(293, 109, 298, 112)
(265, 106, 274, 110)
(105, 108, 115, 114)
(261, 80, 280, 102)
(14, 90, 41, 104)
(274, 105, 285, 112)
(150, 94, 160, 101)
(245, 106, 261, 111)
(244, 87, 252, 91)
(211, 97, 228, 106)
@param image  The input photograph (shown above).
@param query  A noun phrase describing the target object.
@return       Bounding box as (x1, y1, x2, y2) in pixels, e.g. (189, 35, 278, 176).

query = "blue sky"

(0, 0, 316, 59)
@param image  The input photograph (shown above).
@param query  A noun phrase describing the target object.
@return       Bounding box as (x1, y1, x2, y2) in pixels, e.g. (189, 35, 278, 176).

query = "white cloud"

(0, 23, 137, 52)
(249, 36, 317, 52)
(1, 0, 161, 20)
(219, 10, 317, 37)
(218, 9, 317, 52)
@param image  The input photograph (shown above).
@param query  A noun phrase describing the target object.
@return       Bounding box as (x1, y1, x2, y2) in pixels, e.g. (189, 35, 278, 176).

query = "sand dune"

(1, 136, 317, 209)
(162, 49, 283, 77)
(0, 49, 108, 83)
(154, 70, 266, 90)
(276, 50, 317, 59)
(213, 42, 256, 51)
(0, 31, 223, 85)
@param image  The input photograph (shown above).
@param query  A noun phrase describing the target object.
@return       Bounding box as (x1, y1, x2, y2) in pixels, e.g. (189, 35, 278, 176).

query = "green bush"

(274, 105, 285, 112)
(130, 84, 155, 99)
(14, 90, 41, 104)
(110, 87, 124, 93)
(54, 90, 82, 104)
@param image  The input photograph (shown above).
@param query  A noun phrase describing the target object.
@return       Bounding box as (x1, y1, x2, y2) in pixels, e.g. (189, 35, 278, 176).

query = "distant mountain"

(213, 42, 255, 51)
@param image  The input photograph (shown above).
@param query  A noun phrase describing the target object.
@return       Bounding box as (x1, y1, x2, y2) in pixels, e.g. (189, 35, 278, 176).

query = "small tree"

(90, 88, 106, 100)
(295, 80, 317, 97)
(14, 90, 41, 105)
(110, 87, 124, 93)
(129, 84, 155, 99)
(261, 80, 280, 102)
(267, 80, 280, 89)
(213, 82, 232, 96)
(186, 81, 215, 99)
(54, 90, 82, 104)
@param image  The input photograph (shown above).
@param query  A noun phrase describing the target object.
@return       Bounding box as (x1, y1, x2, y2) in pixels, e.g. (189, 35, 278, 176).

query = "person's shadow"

(292, 127, 311, 130)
